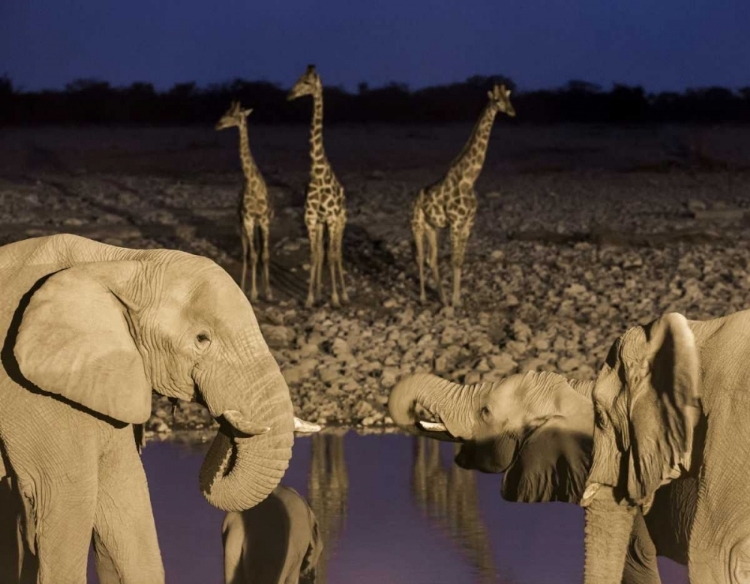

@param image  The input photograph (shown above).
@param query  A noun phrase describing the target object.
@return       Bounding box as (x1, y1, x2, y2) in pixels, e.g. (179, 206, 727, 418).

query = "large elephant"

(222, 484, 323, 584)
(389, 311, 747, 583)
(0, 234, 306, 583)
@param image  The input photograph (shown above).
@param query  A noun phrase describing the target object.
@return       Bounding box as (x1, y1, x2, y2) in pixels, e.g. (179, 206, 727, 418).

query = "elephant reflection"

(412, 437, 497, 583)
(222, 485, 323, 584)
(306, 432, 349, 584)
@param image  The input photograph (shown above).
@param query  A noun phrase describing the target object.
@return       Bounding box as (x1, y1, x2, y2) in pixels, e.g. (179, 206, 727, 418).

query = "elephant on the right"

(389, 310, 750, 583)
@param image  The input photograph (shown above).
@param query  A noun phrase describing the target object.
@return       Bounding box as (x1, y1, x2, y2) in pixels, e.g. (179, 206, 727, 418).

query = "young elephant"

(0, 234, 319, 584)
(390, 310, 748, 584)
(222, 485, 323, 584)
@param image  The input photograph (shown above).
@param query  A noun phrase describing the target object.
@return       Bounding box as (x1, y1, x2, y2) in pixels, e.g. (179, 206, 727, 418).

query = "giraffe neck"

(449, 102, 498, 185)
(238, 120, 265, 201)
(309, 92, 328, 170)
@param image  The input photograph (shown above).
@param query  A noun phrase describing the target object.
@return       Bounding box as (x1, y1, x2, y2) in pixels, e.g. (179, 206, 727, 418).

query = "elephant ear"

(620, 312, 701, 507)
(501, 417, 593, 503)
(13, 263, 152, 425)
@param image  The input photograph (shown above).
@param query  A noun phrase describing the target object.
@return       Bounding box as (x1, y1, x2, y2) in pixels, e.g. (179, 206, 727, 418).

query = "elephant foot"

(330, 295, 340, 309)
(305, 295, 315, 309)
(265, 290, 274, 302)
(250, 290, 259, 302)
(341, 290, 349, 304)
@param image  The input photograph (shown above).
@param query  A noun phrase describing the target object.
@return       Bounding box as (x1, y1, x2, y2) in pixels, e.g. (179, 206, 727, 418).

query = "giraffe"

(412, 84, 515, 307)
(287, 64, 349, 308)
(215, 100, 273, 301)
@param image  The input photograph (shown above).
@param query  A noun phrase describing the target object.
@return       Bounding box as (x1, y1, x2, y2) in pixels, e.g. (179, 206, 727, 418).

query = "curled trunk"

(199, 358, 294, 512)
(388, 373, 480, 441)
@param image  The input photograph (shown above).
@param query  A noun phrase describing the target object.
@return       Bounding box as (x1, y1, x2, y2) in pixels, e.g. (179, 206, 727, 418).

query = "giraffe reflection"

(306, 432, 349, 584)
(412, 437, 497, 583)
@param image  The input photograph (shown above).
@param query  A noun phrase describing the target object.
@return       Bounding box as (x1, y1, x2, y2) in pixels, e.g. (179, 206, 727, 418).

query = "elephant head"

(10, 253, 298, 512)
(578, 312, 702, 583)
(388, 371, 595, 503)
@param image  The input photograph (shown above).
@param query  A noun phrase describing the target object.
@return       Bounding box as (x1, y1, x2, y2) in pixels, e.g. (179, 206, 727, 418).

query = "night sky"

(0, 0, 748, 93)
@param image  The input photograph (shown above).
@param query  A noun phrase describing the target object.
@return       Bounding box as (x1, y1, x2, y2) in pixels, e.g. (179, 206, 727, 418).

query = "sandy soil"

(1, 122, 749, 433)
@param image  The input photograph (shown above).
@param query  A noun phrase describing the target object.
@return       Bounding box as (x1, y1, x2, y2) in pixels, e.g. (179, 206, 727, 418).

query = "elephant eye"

(480, 405, 491, 419)
(196, 332, 211, 347)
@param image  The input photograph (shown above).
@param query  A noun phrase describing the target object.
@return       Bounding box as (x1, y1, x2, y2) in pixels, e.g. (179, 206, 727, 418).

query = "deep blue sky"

(1, 0, 747, 93)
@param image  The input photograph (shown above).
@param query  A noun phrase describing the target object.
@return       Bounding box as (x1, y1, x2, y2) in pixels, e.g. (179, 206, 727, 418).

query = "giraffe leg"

(260, 220, 273, 301)
(336, 222, 348, 303)
(305, 222, 319, 308)
(450, 217, 474, 308)
(327, 222, 340, 308)
(240, 225, 249, 294)
(412, 209, 427, 303)
(248, 224, 259, 302)
(315, 224, 325, 300)
(425, 224, 445, 305)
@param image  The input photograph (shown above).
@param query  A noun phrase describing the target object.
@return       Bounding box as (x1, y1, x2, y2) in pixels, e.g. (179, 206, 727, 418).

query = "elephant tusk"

(294, 417, 322, 433)
(223, 410, 271, 437)
(418, 420, 448, 432)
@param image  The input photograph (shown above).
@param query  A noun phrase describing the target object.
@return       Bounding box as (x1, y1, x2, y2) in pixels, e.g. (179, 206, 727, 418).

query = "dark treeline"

(1, 74, 749, 126)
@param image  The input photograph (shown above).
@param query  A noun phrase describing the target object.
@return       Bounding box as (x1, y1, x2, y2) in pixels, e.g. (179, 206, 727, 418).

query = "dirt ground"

(1, 122, 749, 431)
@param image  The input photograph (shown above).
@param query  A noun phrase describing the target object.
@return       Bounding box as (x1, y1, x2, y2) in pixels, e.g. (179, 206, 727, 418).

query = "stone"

(261, 325, 295, 349)
(489, 354, 517, 375)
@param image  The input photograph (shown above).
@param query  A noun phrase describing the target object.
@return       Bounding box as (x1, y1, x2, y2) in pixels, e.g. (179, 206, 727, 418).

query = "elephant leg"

(0, 476, 37, 584)
(20, 469, 98, 583)
(622, 512, 661, 584)
(91, 427, 164, 584)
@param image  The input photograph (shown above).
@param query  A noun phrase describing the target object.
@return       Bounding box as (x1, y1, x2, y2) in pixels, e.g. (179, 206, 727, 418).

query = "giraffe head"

(287, 64, 322, 101)
(215, 101, 252, 131)
(487, 84, 515, 117)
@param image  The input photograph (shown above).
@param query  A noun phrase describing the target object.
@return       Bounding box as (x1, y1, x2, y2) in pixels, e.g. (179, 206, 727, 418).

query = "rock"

(282, 367, 303, 385)
(464, 371, 482, 384)
(261, 325, 295, 349)
(381, 367, 400, 388)
(319, 365, 341, 384)
(489, 354, 518, 375)
(300, 343, 320, 358)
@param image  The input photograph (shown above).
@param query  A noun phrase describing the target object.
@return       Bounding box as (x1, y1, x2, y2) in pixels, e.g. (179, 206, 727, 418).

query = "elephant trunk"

(199, 354, 294, 512)
(582, 485, 636, 584)
(388, 373, 481, 441)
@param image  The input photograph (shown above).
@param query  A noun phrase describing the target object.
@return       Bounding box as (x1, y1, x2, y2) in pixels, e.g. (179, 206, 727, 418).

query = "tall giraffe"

(412, 84, 515, 307)
(215, 100, 273, 301)
(287, 65, 349, 308)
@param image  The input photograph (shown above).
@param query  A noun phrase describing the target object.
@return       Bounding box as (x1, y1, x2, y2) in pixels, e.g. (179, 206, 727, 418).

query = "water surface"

(88, 432, 688, 583)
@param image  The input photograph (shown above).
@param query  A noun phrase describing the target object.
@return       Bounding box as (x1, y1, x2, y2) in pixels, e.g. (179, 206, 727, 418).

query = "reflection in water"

(78, 433, 687, 584)
(307, 432, 349, 584)
(412, 438, 497, 583)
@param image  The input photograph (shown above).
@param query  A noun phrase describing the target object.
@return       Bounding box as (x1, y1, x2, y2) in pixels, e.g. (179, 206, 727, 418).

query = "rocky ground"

(1, 123, 749, 436)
